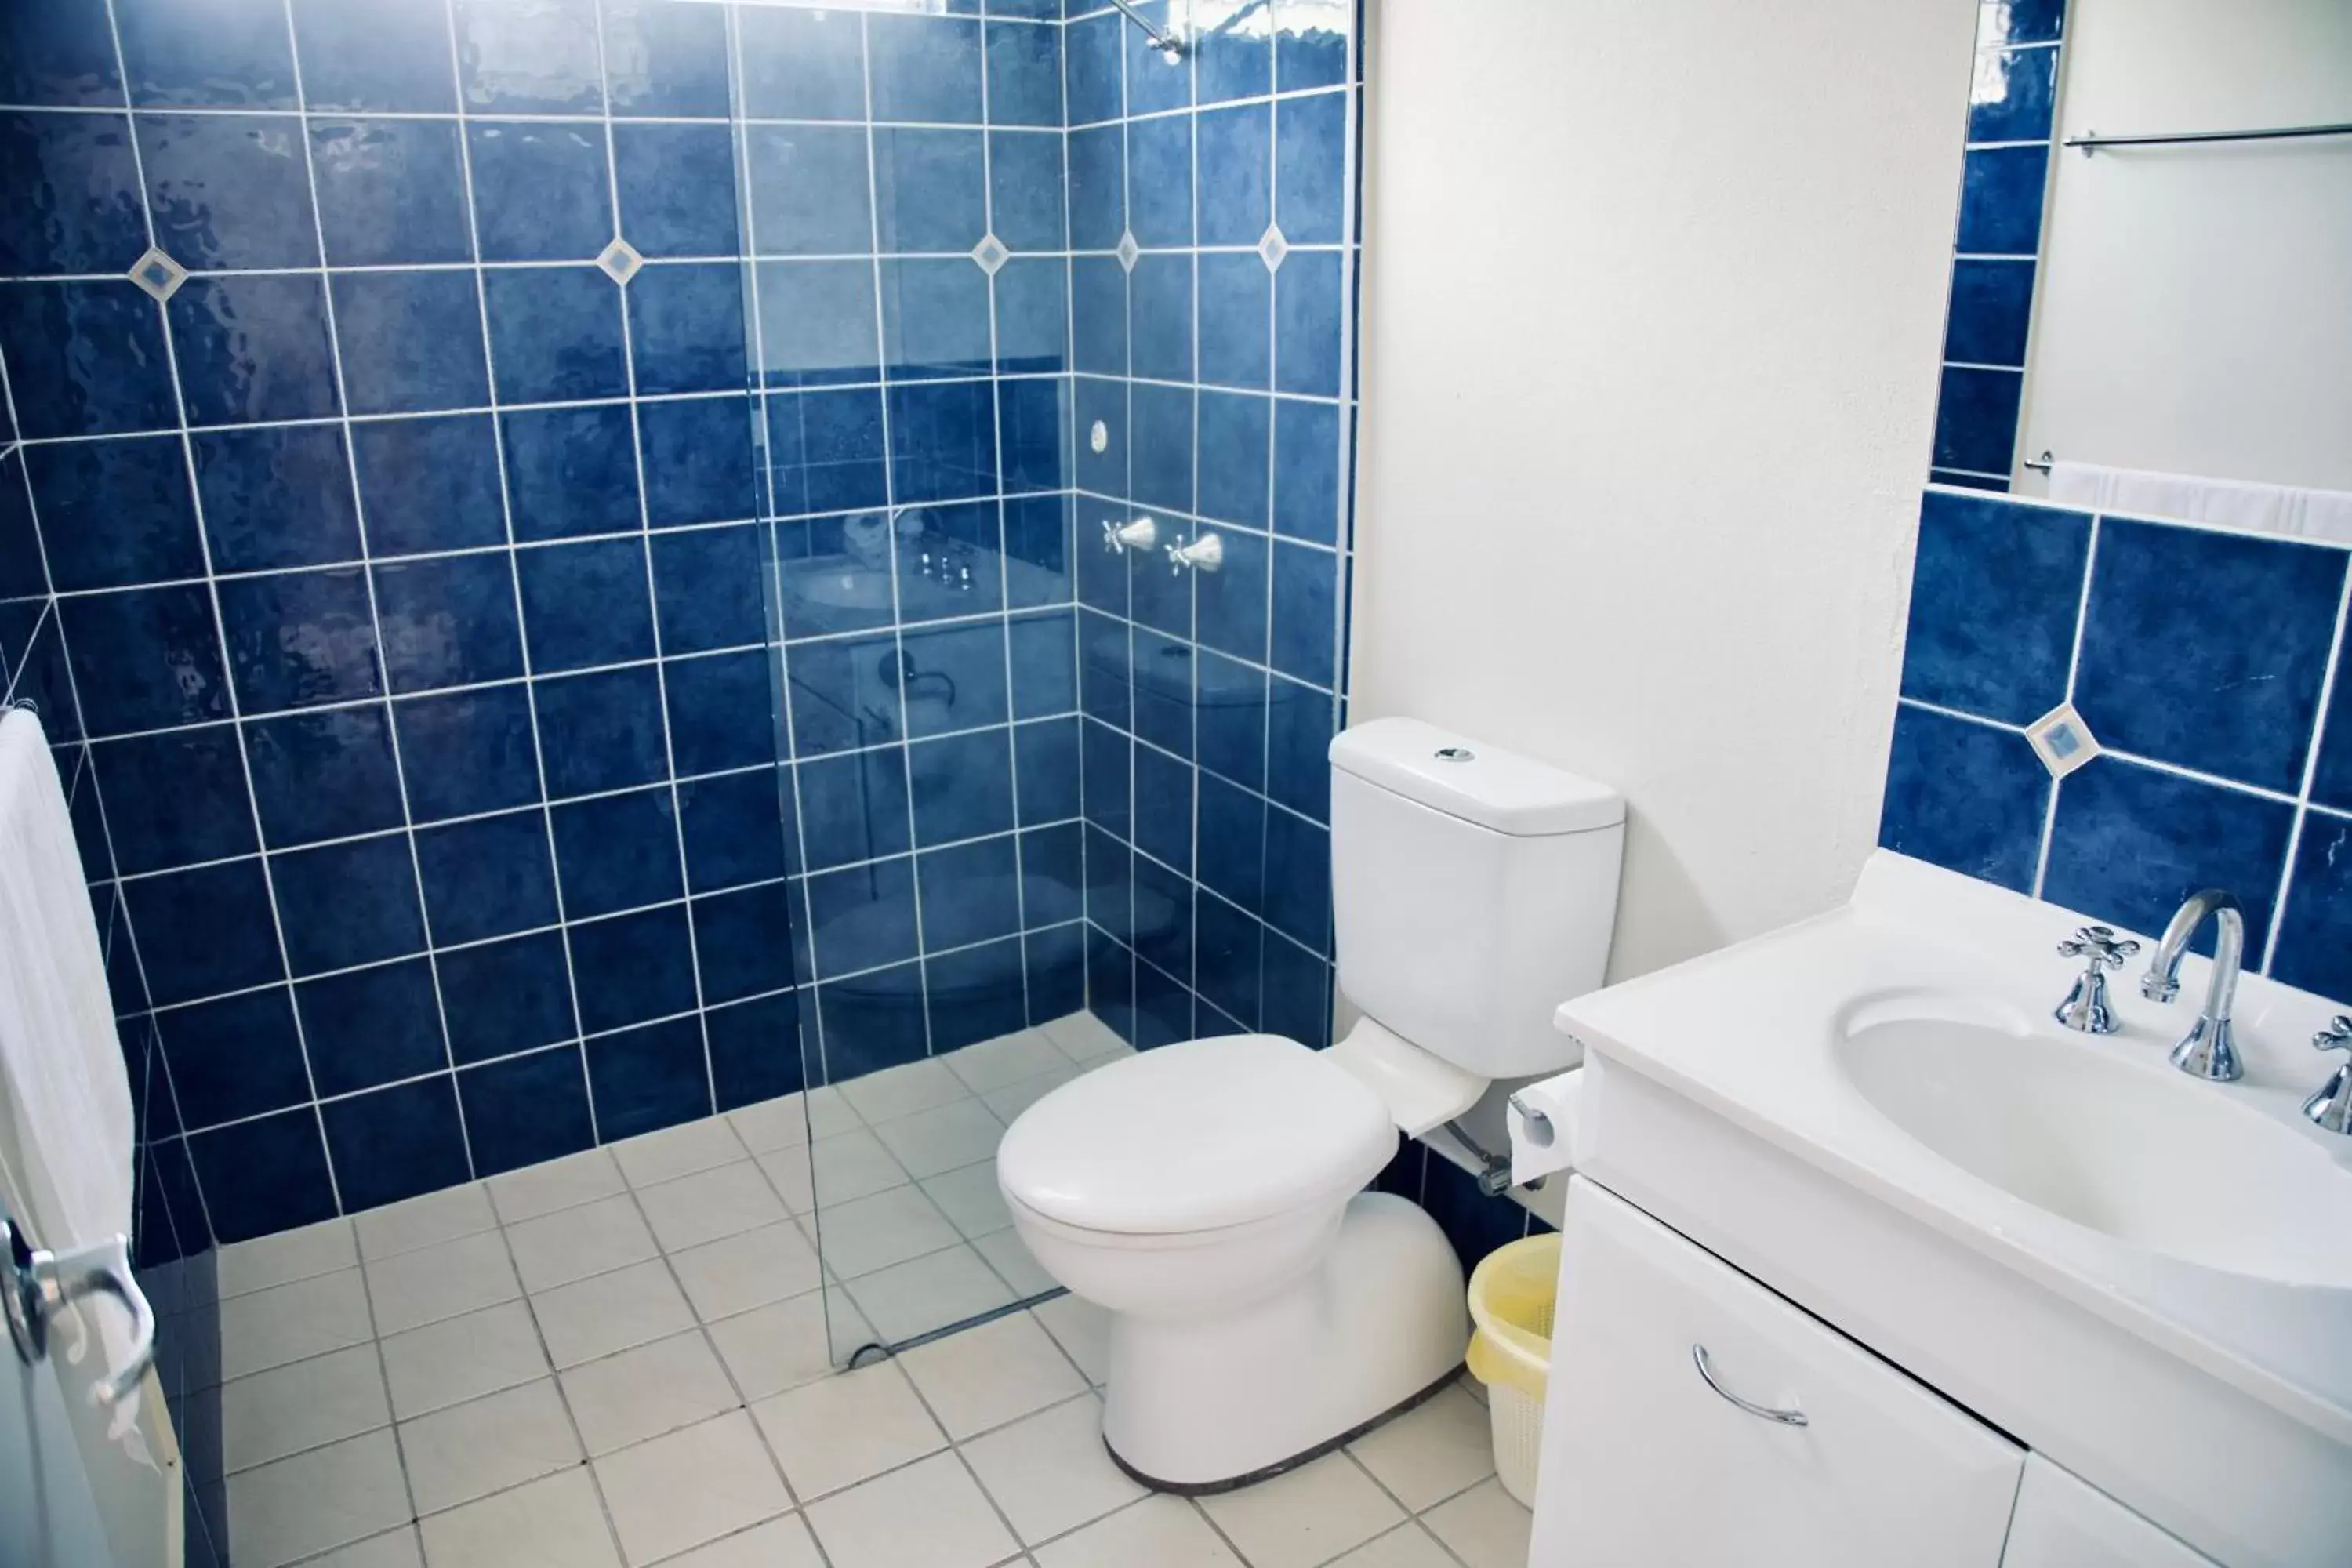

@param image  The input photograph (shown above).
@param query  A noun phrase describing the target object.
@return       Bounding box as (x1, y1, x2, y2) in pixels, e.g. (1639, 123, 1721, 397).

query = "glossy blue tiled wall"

(1929, 0, 2064, 490)
(1063, 0, 1359, 1053)
(1882, 488, 2352, 1004)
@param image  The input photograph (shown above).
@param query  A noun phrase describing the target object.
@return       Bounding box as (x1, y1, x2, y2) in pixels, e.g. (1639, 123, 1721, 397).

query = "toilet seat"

(997, 1034, 1396, 1236)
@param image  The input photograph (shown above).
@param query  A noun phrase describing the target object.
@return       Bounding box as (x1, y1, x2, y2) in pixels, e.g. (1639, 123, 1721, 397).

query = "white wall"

(2014, 0, 2352, 495)
(1351, 0, 1977, 981)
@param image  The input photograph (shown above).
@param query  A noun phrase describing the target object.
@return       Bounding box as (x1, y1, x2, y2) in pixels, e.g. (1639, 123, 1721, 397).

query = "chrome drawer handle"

(1692, 1344, 1808, 1427)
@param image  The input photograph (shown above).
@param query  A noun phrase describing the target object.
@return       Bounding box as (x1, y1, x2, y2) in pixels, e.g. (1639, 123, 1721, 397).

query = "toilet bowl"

(998, 717, 1626, 1490)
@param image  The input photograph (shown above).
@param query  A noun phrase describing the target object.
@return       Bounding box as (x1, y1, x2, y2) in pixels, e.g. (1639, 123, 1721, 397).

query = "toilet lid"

(999, 1034, 1397, 1236)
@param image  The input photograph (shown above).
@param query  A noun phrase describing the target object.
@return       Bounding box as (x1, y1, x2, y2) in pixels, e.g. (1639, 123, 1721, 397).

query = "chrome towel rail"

(2066, 121, 2352, 154)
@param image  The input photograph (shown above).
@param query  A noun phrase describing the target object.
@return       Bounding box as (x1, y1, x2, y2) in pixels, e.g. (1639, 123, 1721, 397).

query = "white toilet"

(998, 717, 1625, 1490)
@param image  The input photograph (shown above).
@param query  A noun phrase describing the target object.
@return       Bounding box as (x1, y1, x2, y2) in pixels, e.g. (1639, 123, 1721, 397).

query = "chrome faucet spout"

(2139, 889, 2245, 1082)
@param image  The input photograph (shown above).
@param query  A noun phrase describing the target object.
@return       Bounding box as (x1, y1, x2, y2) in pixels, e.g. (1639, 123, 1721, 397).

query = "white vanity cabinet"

(2002, 1455, 2220, 1567)
(1535, 1178, 2026, 1567)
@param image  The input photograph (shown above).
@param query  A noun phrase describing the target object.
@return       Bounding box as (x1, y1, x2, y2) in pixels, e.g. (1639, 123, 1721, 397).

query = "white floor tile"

(217, 1428, 412, 1568)
(1348, 1384, 1496, 1512)
(505, 1194, 659, 1294)
(379, 1299, 551, 1421)
(659, 1513, 825, 1568)
(365, 1231, 521, 1338)
(727, 1093, 814, 1154)
(754, 1145, 815, 1212)
(979, 1062, 1085, 1123)
(899, 1310, 1087, 1440)
(529, 1258, 696, 1369)
(396, 1379, 582, 1516)
(750, 1360, 945, 1500)
(1029, 1295, 1110, 1385)
(416, 1468, 619, 1568)
(670, 1218, 822, 1321)
(801, 1450, 1018, 1568)
(218, 1268, 374, 1383)
(1419, 1477, 1533, 1568)
(560, 1330, 741, 1457)
(870, 1097, 1007, 1180)
(487, 1148, 626, 1226)
(1330, 1522, 1464, 1568)
(593, 1410, 793, 1566)
(1032, 1495, 1243, 1568)
(1040, 1011, 1131, 1064)
(817, 1183, 960, 1278)
(808, 1127, 913, 1207)
(354, 1185, 495, 1262)
(960, 1394, 1143, 1545)
(843, 1240, 1018, 1345)
(920, 1159, 1014, 1239)
(611, 1117, 750, 1189)
(805, 1085, 863, 1138)
(1196, 1452, 1406, 1568)
(974, 1224, 1058, 1298)
(305, 1525, 423, 1568)
(216, 1218, 358, 1299)
(636, 1160, 789, 1254)
(942, 1027, 1071, 1094)
(219, 1345, 390, 1474)
(706, 1290, 851, 1401)
(837, 1057, 969, 1123)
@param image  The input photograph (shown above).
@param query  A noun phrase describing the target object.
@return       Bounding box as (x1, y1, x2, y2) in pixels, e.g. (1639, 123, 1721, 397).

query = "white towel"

(2048, 460, 2352, 546)
(0, 706, 140, 1431)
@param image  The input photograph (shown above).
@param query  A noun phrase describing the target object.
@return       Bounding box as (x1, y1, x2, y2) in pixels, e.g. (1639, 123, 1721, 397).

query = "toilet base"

(1098, 1191, 1472, 1491)
(1105, 1363, 1460, 1496)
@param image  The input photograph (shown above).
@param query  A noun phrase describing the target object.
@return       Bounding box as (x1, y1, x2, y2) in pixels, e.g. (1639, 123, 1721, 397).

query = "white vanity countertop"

(1552, 851, 2352, 1446)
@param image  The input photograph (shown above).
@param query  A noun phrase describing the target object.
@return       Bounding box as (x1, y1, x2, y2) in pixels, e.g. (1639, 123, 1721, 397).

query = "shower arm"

(1106, 0, 1185, 59)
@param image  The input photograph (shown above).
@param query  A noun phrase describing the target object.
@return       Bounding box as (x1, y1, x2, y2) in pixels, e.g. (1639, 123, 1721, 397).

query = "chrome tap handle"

(2053, 927, 2138, 1034)
(1102, 516, 1158, 554)
(1163, 531, 1224, 575)
(2303, 1017, 2352, 1134)
(2056, 926, 2139, 968)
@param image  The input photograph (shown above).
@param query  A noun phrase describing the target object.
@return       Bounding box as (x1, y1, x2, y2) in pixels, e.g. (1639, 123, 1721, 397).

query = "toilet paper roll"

(1507, 1069, 1584, 1187)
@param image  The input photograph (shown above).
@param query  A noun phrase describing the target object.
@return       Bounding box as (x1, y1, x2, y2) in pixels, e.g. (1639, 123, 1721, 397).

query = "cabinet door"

(1533, 1178, 2024, 1568)
(2002, 1455, 2217, 1567)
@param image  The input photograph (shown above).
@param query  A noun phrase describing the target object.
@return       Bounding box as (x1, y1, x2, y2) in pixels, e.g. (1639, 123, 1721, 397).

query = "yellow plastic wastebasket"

(1464, 1232, 1559, 1505)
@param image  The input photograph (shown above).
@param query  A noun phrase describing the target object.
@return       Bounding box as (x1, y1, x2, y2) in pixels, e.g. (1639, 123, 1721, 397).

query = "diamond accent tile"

(129, 246, 187, 303)
(1115, 231, 1140, 273)
(2026, 702, 2100, 779)
(971, 234, 1009, 275)
(597, 238, 644, 285)
(1258, 225, 1289, 272)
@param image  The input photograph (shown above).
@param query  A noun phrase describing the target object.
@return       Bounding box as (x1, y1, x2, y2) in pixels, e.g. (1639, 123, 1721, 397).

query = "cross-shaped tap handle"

(2056, 925, 2140, 971)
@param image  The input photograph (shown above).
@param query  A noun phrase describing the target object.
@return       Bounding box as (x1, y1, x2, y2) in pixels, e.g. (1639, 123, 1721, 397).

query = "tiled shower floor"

(172, 1011, 1531, 1566)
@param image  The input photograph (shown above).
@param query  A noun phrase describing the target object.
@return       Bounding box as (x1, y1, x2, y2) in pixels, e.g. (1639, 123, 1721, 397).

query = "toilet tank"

(1329, 718, 1625, 1080)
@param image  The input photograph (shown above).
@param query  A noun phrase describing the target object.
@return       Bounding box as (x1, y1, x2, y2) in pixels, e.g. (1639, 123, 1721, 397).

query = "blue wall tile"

(139, 113, 318, 270)
(0, 282, 176, 438)
(273, 832, 425, 973)
(1276, 2, 1352, 93)
(1969, 45, 2056, 144)
(986, 21, 1063, 128)
(123, 858, 283, 1004)
(910, 727, 1017, 844)
(158, 988, 308, 1128)
(394, 685, 542, 822)
(218, 566, 381, 712)
(1980, 0, 2063, 49)
(992, 132, 1065, 252)
(666, 650, 775, 773)
(1130, 254, 1193, 383)
(332, 270, 489, 416)
(93, 726, 256, 875)
(1065, 13, 1122, 127)
(1129, 114, 1195, 248)
(2271, 813, 2352, 1004)
(1272, 397, 1340, 543)
(518, 538, 656, 673)
(639, 396, 757, 527)
(417, 808, 559, 944)
(187, 1109, 336, 1243)
(652, 525, 768, 655)
(26, 434, 203, 590)
(169, 274, 340, 426)
(60, 584, 230, 735)
(352, 414, 506, 556)
(1878, 704, 2047, 892)
(0, 0, 124, 108)
(1068, 125, 1125, 249)
(117, 0, 297, 110)
(373, 553, 526, 693)
(439, 932, 575, 1063)
(881, 259, 993, 380)
(1200, 252, 1270, 389)
(535, 665, 667, 795)
(737, 5, 866, 121)
(484, 265, 628, 405)
(1955, 145, 2049, 256)
(469, 121, 612, 263)
(1932, 365, 2024, 475)
(1199, 104, 1271, 248)
(292, 0, 459, 114)
(1276, 93, 1347, 245)
(503, 405, 642, 541)
(602, 0, 731, 118)
(309, 118, 471, 267)
(246, 704, 406, 847)
(681, 769, 789, 893)
(585, 1014, 710, 1140)
(630, 263, 750, 396)
(870, 14, 985, 125)
(298, 959, 446, 1096)
(193, 424, 361, 572)
(571, 906, 698, 1034)
(454, 0, 603, 114)
(463, 1045, 597, 1174)
(1899, 492, 2087, 724)
(694, 881, 794, 1002)
(2075, 521, 2343, 794)
(2042, 757, 2293, 960)
(874, 129, 988, 254)
(1273, 251, 1342, 397)
(324, 1076, 473, 1211)
(706, 992, 800, 1110)
(554, 787, 681, 919)
(615, 122, 739, 258)
(1944, 258, 2035, 367)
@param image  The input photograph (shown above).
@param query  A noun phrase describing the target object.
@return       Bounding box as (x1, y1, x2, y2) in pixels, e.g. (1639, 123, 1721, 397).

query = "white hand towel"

(2048, 461, 2352, 546)
(0, 706, 140, 1432)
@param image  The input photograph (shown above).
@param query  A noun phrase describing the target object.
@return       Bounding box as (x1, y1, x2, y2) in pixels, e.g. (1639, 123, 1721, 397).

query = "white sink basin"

(1835, 993, 2352, 1289)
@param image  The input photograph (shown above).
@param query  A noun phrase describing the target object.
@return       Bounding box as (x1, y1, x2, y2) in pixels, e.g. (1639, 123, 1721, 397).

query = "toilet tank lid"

(1330, 718, 1624, 835)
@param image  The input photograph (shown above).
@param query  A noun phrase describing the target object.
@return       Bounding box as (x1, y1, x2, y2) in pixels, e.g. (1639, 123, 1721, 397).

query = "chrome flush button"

(1435, 746, 1475, 762)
